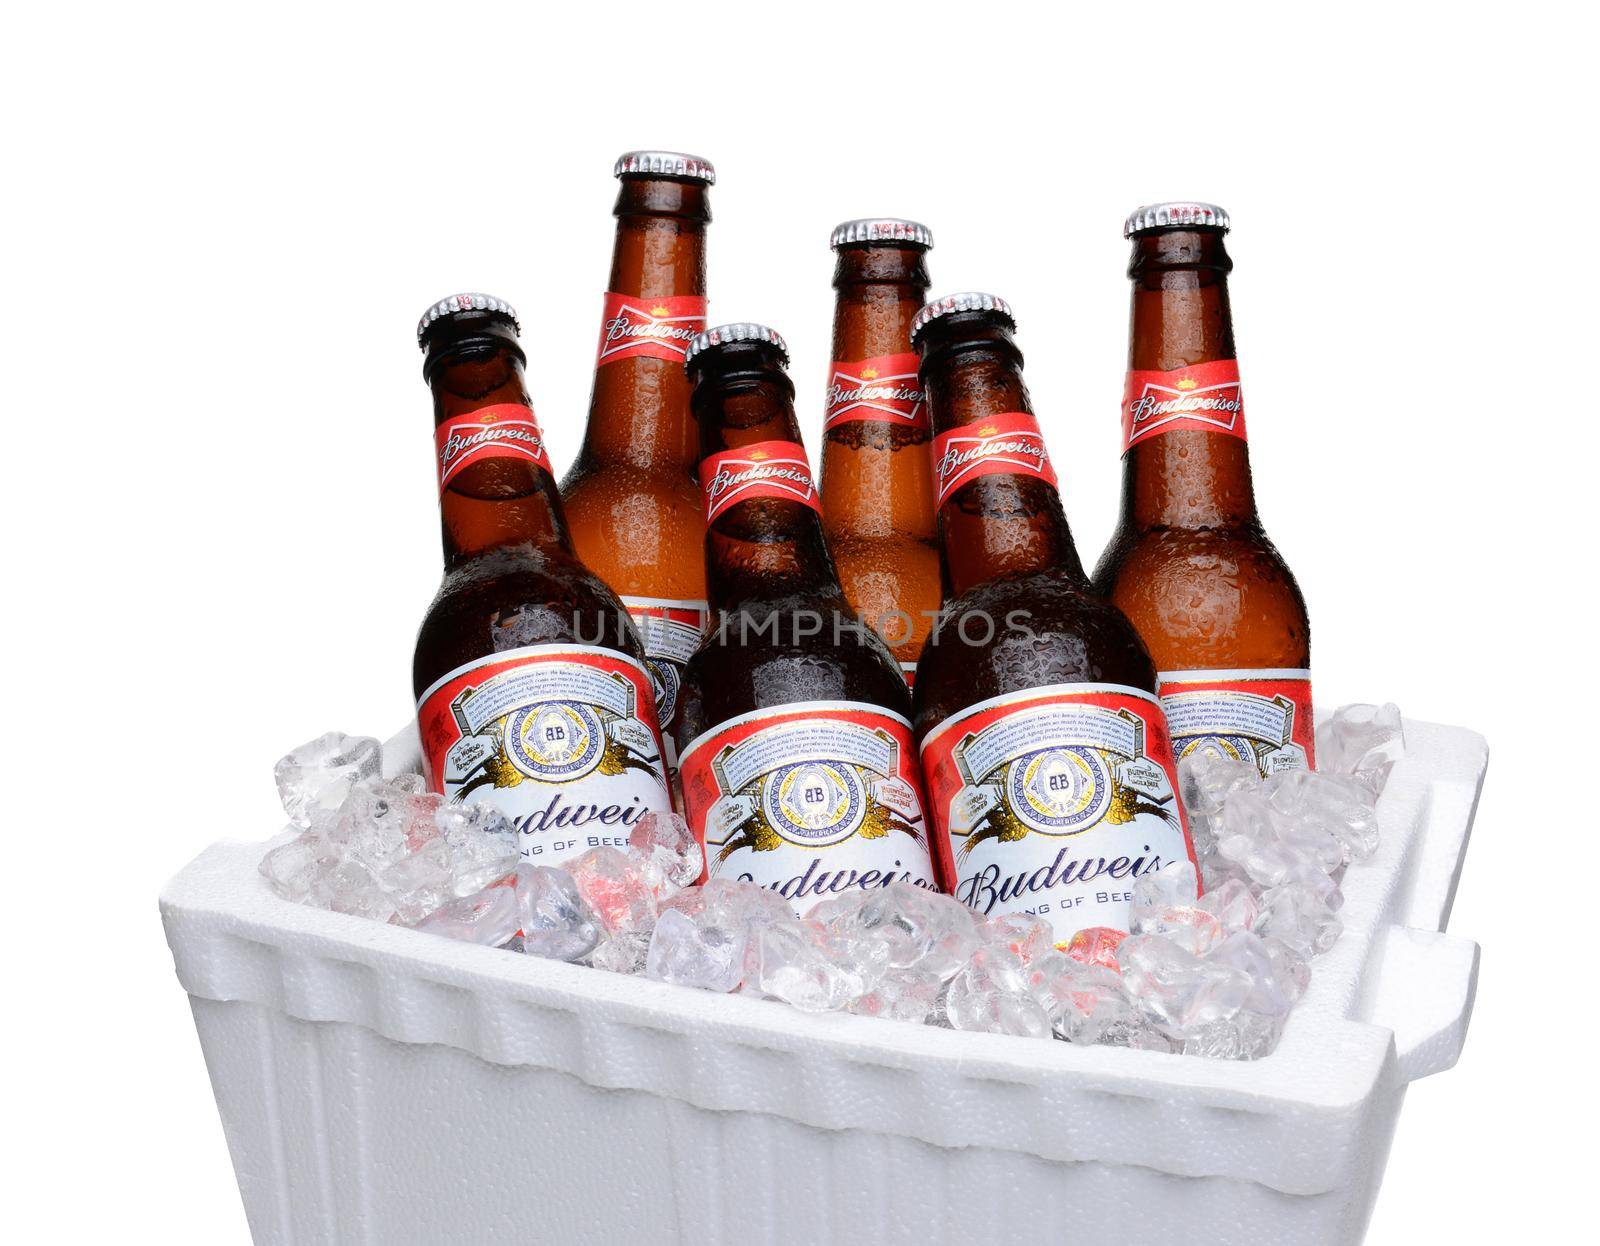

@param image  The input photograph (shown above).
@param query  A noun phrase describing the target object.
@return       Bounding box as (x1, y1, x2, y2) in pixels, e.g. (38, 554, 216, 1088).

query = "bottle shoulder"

(1093, 525, 1311, 670)
(1096, 520, 1297, 579)
(413, 544, 643, 698)
(560, 462, 708, 600)
(560, 453, 696, 508)
(912, 570, 1157, 739)
(677, 595, 911, 745)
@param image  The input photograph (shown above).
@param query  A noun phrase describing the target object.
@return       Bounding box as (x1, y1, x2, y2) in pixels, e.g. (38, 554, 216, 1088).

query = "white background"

(5, 2, 1593, 1241)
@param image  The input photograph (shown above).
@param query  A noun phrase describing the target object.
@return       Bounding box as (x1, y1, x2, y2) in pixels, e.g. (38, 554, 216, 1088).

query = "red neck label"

(823, 353, 926, 430)
(1121, 359, 1247, 452)
(930, 413, 1058, 508)
(435, 404, 551, 494)
(699, 440, 822, 524)
(595, 292, 708, 367)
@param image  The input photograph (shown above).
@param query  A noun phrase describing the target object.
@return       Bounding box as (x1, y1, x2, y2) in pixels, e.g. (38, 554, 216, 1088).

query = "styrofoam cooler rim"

(162, 714, 1485, 1201)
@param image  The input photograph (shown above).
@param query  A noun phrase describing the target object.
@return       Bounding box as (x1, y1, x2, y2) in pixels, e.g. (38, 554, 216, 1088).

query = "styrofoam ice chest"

(162, 715, 1486, 1246)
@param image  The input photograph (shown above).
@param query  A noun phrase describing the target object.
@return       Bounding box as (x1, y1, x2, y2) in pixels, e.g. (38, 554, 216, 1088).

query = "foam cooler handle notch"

(1365, 925, 1481, 1084)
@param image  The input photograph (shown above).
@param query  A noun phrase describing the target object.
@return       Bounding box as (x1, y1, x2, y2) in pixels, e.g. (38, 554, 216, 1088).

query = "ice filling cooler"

(161, 714, 1485, 1246)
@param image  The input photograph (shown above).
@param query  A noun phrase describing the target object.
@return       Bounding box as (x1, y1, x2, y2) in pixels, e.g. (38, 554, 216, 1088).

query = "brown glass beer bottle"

(910, 294, 1197, 944)
(1093, 204, 1314, 776)
(561, 151, 714, 802)
(817, 219, 939, 686)
(675, 323, 939, 913)
(413, 294, 673, 871)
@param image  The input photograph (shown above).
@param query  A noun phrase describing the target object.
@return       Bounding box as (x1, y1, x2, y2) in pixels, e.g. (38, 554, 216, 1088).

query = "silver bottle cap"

(685, 322, 789, 369)
(909, 292, 1014, 344)
(416, 293, 520, 349)
(614, 150, 716, 184)
(1124, 202, 1231, 237)
(830, 218, 934, 250)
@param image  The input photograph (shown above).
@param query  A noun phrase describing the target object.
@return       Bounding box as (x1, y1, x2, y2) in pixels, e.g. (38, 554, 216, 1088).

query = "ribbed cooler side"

(169, 911, 1393, 1201)
(191, 995, 1397, 1246)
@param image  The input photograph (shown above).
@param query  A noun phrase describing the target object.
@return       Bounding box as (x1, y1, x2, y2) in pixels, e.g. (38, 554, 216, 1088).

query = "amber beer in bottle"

(910, 294, 1198, 943)
(817, 219, 939, 685)
(1093, 204, 1314, 776)
(413, 294, 673, 870)
(561, 151, 715, 802)
(675, 323, 938, 913)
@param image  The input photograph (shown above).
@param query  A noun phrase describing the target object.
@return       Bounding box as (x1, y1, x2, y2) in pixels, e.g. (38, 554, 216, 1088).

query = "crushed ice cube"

(982, 913, 1054, 964)
(1117, 934, 1251, 1037)
(848, 969, 944, 1024)
(1131, 859, 1201, 915)
(1178, 749, 1261, 855)
(944, 967, 1052, 1038)
(811, 883, 981, 981)
(1208, 930, 1295, 1017)
(318, 858, 397, 924)
(1132, 904, 1224, 955)
(1251, 883, 1342, 958)
(379, 837, 454, 924)
(433, 802, 519, 896)
(1265, 937, 1312, 1003)
(414, 879, 520, 947)
(1196, 877, 1259, 934)
(646, 907, 745, 992)
(756, 921, 881, 1012)
(1316, 703, 1405, 797)
(259, 832, 331, 902)
(567, 847, 658, 936)
(1064, 926, 1127, 971)
(516, 865, 601, 962)
(325, 777, 441, 873)
(629, 811, 704, 891)
(589, 931, 652, 975)
(1182, 1017, 1243, 1060)
(274, 732, 382, 828)
(1265, 769, 1381, 865)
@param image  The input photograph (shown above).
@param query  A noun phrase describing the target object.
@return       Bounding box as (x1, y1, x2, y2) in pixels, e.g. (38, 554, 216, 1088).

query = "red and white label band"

(918, 682, 1198, 943)
(1121, 359, 1247, 452)
(1155, 668, 1315, 777)
(929, 412, 1058, 507)
(595, 292, 708, 367)
(678, 701, 938, 911)
(699, 439, 822, 524)
(823, 353, 927, 430)
(415, 644, 672, 871)
(434, 404, 552, 494)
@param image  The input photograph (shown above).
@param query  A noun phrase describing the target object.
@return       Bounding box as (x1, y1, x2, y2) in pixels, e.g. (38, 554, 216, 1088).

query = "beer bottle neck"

(581, 177, 710, 471)
(828, 245, 929, 359)
(922, 325, 1087, 598)
(693, 350, 841, 612)
(427, 336, 572, 571)
(1122, 228, 1257, 529)
(821, 244, 933, 541)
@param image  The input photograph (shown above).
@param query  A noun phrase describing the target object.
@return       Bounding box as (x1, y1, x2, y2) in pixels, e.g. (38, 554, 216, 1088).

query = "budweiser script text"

(438, 424, 545, 475)
(956, 842, 1173, 916)
(600, 314, 699, 351)
(727, 857, 940, 904)
(824, 378, 924, 410)
(703, 460, 816, 505)
(1126, 387, 1243, 427)
(935, 433, 1048, 485)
